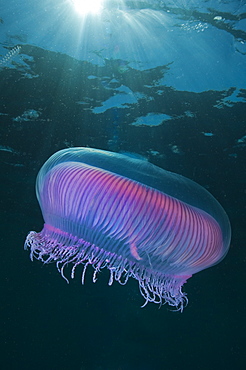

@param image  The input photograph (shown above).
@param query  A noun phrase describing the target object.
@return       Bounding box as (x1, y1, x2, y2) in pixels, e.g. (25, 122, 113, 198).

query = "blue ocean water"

(0, 1, 245, 369)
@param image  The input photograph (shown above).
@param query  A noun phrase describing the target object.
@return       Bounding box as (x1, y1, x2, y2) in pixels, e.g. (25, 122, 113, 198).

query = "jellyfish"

(25, 147, 231, 310)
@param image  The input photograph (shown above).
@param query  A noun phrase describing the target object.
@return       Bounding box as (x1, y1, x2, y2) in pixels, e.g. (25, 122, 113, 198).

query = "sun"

(71, 0, 104, 15)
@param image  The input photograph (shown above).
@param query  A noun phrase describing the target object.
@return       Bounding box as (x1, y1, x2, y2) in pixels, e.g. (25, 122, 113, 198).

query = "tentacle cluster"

(25, 229, 188, 311)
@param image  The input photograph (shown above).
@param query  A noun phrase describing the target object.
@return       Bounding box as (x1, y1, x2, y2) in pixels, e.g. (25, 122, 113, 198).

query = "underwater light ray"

(71, 0, 104, 15)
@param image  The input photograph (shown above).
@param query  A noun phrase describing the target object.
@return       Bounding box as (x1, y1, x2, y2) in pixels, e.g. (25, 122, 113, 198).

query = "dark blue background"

(0, 1, 245, 369)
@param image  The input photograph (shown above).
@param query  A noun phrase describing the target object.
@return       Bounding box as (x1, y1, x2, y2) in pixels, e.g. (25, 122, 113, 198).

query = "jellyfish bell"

(25, 147, 231, 311)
